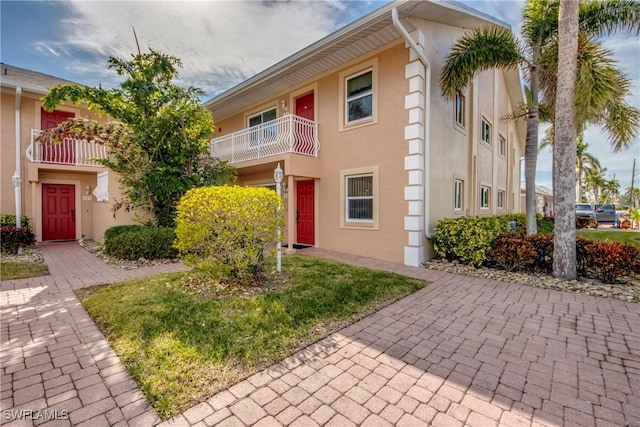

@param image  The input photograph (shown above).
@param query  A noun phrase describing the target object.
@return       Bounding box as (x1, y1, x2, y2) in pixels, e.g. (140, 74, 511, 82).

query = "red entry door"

(294, 93, 314, 154)
(42, 184, 76, 241)
(41, 109, 75, 163)
(296, 180, 315, 245)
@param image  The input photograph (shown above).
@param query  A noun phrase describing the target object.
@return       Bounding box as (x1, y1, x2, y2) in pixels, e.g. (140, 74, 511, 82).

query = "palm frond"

(600, 101, 640, 152)
(522, 0, 559, 50)
(439, 27, 524, 99)
(579, 0, 640, 37)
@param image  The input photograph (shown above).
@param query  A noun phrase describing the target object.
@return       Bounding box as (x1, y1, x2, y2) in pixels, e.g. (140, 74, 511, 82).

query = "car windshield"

(576, 204, 592, 210)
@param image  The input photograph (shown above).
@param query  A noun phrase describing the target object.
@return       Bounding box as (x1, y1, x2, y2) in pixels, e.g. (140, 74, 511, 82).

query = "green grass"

(77, 254, 427, 418)
(578, 229, 640, 248)
(0, 262, 49, 280)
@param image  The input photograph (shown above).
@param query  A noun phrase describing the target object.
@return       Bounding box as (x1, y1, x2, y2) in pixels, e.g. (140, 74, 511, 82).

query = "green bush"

(1, 226, 36, 254)
(174, 186, 284, 284)
(431, 216, 510, 267)
(1, 214, 30, 228)
(104, 225, 178, 260)
(576, 217, 598, 229)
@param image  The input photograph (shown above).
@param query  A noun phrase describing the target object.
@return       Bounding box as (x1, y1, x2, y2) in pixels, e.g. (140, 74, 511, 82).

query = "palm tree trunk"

(553, 0, 579, 280)
(525, 109, 539, 234)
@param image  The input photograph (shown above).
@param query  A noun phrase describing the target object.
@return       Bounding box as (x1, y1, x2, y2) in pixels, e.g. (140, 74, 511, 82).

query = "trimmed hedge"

(431, 216, 510, 267)
(103, 225, 178, 260)
(488, 232, 640, 283)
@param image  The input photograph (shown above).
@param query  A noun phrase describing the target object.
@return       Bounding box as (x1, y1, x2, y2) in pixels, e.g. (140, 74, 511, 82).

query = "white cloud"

(35, 0, 347, 97)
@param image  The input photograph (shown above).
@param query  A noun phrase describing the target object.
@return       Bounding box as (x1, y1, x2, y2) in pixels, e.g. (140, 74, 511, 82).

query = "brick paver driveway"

(2, 244, 639, 426)
(162, 248, 640, 427)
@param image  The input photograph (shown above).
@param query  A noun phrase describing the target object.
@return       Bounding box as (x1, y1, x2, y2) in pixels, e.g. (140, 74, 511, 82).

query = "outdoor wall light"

(280, 99, 287, 112)
(84, 185, 91, 195)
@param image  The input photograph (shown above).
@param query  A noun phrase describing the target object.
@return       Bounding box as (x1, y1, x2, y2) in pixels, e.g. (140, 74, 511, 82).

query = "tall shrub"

(431, 216, 510, 267)
(174, 186, 284, 284)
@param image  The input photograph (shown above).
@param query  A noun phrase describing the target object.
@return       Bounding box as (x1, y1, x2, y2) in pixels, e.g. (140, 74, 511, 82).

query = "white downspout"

(392, 8, 432, 237)
(13, 87, 22, 229)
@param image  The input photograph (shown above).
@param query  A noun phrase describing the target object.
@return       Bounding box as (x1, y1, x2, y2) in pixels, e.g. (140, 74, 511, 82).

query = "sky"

(1, 0, 638, 195)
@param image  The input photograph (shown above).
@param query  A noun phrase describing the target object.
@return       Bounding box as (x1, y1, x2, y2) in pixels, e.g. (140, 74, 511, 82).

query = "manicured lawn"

(0, 262, 49, 280)
(77, 254, 427, 418)
(578, 230, 640, 248)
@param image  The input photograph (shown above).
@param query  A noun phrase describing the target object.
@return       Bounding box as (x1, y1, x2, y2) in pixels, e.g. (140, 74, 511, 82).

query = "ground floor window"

(454, 179, 463, 211)
(346, 174, 374, 222)
(497, 190, 505, 209)
(481, 186, 491, 209)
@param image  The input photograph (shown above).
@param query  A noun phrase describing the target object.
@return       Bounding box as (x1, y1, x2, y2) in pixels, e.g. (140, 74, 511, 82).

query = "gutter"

(13, 87, 22, 229)
(391, 7, 432, 238)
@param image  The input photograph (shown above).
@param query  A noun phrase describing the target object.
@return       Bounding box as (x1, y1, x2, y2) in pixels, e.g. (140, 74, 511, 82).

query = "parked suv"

(595, 204, 616, 222)
(575, 203, 596, 218)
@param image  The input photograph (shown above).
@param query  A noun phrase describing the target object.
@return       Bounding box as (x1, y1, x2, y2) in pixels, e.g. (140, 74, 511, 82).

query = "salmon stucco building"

(1, 63, 138, 243)
(205, 1, 526, 267)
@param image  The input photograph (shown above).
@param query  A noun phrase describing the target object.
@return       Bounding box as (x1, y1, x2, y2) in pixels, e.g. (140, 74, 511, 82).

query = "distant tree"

(40, 49, 236, 227)
(584, 168, 607, 204)
(601, 177, 621, 204)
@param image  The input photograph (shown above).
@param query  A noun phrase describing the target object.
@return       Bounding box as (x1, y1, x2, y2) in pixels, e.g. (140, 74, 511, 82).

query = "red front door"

(42, 184, 76, 241)
(294, 93, 314, 155)
(296, 180, 315, 245)
(41, 109, 75, 163)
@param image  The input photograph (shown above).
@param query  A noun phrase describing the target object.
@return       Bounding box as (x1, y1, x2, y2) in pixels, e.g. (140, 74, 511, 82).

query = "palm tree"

(601, 177, 621, 204)
(584, 168, 607, 204)
(440, 0, 640, 235)
(552, 0, 579, 279)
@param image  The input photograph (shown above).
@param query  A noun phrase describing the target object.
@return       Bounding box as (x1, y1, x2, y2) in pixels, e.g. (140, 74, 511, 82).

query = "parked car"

(575, 203, 596, 218)
(595, 204, 616, 222)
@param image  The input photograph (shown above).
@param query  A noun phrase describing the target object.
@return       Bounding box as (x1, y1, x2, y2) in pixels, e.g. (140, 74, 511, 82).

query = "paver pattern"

(2, 243, 639, 427)
(1, 242, 188, 426)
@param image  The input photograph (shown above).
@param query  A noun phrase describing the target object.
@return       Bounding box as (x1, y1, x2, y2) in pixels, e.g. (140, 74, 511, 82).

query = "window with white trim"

(481, 118, 492, 145)
(346, 70, 373, 124)
(498, 134, 506, 156)
(346, 174, 374, 222)
(248, 108, 277, 146)
(481, 186, 491, 209)
(455, 91, 465, 127)
(497, 190, 505, 209)
(454, 179, 463, 211)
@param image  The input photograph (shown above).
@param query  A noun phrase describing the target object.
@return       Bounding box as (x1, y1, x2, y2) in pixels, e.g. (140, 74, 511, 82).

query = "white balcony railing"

(210, 114, 319, 164)
(27, 129, 108, 166)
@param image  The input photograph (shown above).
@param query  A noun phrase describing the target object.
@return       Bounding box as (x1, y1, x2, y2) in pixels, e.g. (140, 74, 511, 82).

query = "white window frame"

(338, 58, 378, 131)
(339, 166, 379, 229)
(481, 118, 492, 146)
(346, 173, 374, 223)
(481, 186, 491, 209)
(454, 179, 463, 212)
(497, 190, 505, 209)
(498, 134, 506, 156)
(455, 91, 465, 127)
(247, 107, 277, 146)
(345, 69, 373, 125)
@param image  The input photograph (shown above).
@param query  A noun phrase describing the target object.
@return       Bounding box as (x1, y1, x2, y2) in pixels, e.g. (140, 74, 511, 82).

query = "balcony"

(210, 114, 319, 164)
(27, 129, 108, 167)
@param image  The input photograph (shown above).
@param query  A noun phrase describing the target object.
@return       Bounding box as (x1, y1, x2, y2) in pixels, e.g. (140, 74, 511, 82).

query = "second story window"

(498, 134, 506, 156)
(455, 91, 465, 127)
(346, 70, 373, 124)
(248, 108, 277, 145)
(481, 118, 492, 146)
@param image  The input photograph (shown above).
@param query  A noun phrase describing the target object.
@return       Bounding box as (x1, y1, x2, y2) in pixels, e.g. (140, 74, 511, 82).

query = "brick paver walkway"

(2, 244, 639, 426)
(1, 242, 189, 426)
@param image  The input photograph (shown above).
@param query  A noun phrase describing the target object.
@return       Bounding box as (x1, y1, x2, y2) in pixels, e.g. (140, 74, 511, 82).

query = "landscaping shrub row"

(0, 214, 31, 228)
(489, 233, 640, 283)
(103, 225, 178, 260)
(431, 214, 640, 283)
